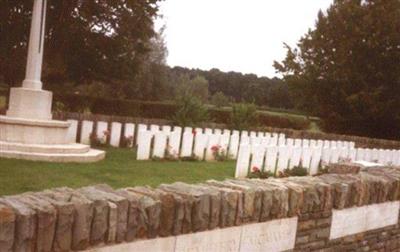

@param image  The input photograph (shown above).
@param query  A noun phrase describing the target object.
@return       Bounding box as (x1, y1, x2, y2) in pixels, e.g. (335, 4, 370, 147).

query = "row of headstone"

(66, 120, 135, 147)
(235, 139, 400, 178)
(136, 126, 242, 161)
(355, 148, 400, 166)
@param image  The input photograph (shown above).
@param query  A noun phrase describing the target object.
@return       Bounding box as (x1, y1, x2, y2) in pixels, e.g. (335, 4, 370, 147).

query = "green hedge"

(54, 93, 310, 130)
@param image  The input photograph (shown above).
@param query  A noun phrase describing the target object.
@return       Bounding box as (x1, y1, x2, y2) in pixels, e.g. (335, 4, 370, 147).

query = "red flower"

(252, 166, 260, 173)
(192, 129, 197, 136)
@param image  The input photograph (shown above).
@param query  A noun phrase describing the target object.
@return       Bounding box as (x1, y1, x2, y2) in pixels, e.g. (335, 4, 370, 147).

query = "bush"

(279, 166, 308, 177)
(171, 95, 209, 127)
(230, 103, 258, 130)
(248, 166, 275, 179)
(210, 92, 230, 108)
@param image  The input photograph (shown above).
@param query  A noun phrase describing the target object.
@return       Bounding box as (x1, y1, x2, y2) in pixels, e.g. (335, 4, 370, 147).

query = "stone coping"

(0, 115, 70, 128)
(1, 167, 400, 251)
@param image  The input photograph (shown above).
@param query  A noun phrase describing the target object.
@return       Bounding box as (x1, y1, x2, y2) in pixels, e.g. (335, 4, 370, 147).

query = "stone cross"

(24, 0, 47, 90)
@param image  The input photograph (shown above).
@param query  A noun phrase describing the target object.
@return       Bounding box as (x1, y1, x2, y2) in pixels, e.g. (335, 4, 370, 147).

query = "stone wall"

(2, 167, 400, 251)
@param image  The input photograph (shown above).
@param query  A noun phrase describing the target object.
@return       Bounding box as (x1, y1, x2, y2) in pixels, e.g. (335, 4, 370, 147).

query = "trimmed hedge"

(53, 93, 311, 130)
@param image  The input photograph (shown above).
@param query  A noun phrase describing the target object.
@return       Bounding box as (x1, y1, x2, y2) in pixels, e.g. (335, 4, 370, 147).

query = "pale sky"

(156, 0, 333, 78)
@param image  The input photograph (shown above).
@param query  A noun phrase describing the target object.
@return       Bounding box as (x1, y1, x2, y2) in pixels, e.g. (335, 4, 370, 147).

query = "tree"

(175, 75, 209, 102)
(0, 0, 163, 89)
(274, 0, 400, 139)
(210, 91, 231, 108)
(230, 103, 258, 130)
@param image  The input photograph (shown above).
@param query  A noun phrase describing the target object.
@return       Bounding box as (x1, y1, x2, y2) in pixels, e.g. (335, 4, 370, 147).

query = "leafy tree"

(0, 0, 163, 89)
(210, 91, 231, 108)
(172, 95, 209, 127)
(230, 103, 258, 130)
(274, 0, 400, 139)
(175, 75, 209, 102)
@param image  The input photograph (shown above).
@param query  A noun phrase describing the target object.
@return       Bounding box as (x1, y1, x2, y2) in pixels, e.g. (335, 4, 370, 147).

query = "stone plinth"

(6, 88, 52, 120)
(0, 116, 105, 163)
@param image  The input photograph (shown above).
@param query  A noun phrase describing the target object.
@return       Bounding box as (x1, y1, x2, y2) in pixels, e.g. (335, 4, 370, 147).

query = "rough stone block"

(0, 202, 16, 252)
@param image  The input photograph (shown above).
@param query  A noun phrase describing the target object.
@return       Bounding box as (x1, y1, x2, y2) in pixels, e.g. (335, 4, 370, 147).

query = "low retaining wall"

(2, 167, 400, 251)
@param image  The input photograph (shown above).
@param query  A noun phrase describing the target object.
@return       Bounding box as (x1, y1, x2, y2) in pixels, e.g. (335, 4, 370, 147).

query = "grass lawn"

(0, 148, 235, 196)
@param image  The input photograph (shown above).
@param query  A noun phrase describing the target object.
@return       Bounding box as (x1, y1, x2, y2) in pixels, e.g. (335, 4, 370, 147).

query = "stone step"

(0, 141, 91, 154)
(0, 149, 106, 163)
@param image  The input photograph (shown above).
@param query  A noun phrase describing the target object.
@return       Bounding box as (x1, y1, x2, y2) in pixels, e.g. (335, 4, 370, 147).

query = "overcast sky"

(156, 0, 333, 78)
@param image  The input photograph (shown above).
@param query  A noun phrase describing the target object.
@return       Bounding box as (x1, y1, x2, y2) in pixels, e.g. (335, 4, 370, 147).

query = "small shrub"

(165, 145, 179, 161)
(230, 103, 258, 130)
(120, 135, 134, 148)
(211, 92, 231, 108)
(89, 130, 109, 148)
(280, 166, 309, 177)
(211, 144, 228, 162)
(248, 166, 275, 179)
(171, 95, 209, 127)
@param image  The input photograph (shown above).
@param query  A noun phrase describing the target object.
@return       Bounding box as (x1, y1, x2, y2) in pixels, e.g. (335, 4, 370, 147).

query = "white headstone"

(110, 122, 122, 147)
(228, 131, 240, 159)
(123, 123, 135, 148)
(150, 124, 160, 135)
(289, 146, 302, 168)
(219, 131, 231, 151)
(317, 140, 324, 148)
(162, 125, 172, 135)
(302, 139, 309, 147)
(250, 131, 257, 138)
(173, 126, 183, 136)
(278, 134, 286, 146)
(241, 134, 250, 145)
(153, 132, 167, 158)
(339, 147, 349, 161)
(286, 138, 294, 147)
(137, 130, 152, 160)
(206, 134, 222, 161)
(167, 130, 181, 159)
(235, 144, 251, 178)
(301, 146, 312, 169)
(371, 148, 379, 163)
(310, 139, 317, 147)
(294, 139, 302, 147)
(277, 146, 290, 173)
(193, 132, 208, 160)
(323, 140, 330, 148)
(180, 131, 194, 158)
(66, 119, 78, 143)
(269, 134, 278, 146)
(96, 121, 108, 144)
(250, 145, 265, 171)
(329, 147, 340, 164)
(136, 124, 147, 146)
(349, 142, 356, 149)
(378, 149, 386, 165)
(310, 146, 322, 175)
(356, 148, 366, 161)
(364, 148, 372, 162)
(257, 132, 265, 138)
(330, 141, 337, 148)
(348, 148, 357, 162)
(265, 146, 278, 174)
(205, 128, 213, 135)
(80, 120, 94, 145)
(321, 147, 331, 165)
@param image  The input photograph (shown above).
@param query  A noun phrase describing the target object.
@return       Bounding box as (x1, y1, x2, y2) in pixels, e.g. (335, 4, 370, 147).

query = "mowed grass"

(0, 148, 235, 196)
